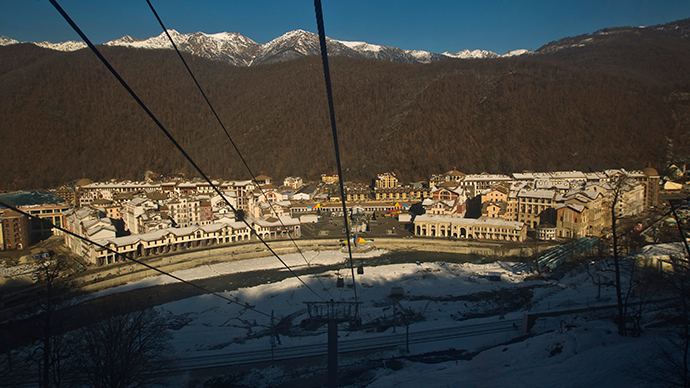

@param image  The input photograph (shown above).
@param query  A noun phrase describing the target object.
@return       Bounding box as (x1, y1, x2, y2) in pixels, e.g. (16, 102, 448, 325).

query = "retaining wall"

(75, 237, 555, 293)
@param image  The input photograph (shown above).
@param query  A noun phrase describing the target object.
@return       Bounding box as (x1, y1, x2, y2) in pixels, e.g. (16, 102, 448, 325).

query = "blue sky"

(2, 0, 690, 55)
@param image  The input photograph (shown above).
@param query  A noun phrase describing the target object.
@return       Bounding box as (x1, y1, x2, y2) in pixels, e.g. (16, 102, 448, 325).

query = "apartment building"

(516, 189, 557, 229)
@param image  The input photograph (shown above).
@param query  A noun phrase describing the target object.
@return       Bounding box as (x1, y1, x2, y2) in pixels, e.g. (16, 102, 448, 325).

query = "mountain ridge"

(0, 28, 530, 67)
(4, 17, 689, 68)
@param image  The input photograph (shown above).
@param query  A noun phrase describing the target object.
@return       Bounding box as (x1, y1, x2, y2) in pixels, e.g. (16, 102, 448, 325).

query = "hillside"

(1, 20, 690, 190)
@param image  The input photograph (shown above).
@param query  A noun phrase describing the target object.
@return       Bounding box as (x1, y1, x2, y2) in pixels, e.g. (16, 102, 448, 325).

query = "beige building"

(168, 196, 201, 228)
(444, 173, 513, 197)
(482, 201, 508, 219)
(430, 168, 467, 186)
(321, 173, 339, 184)
(482, 185, 509, 204)
(506, 192, 519, 221)
(374, 187, 427, 201)
(283, 176, 303, 189)
(375, 172, 399, 189)
(346, 183, 371, 202)
(414, 214, 526, 242)
(634, 167, 661, 208)
(91, 220, 253, 266)
(517, 189, 557, 228)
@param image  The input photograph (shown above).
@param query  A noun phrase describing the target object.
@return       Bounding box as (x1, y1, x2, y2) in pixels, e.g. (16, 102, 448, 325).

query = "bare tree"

(609, 173, 630, 336)
(71, 307, 174, 388)
(633, 200, 690, 387)
(634, 262, 690, 388)
(0, 252, 77, 388)
(21, 253, 76, 388)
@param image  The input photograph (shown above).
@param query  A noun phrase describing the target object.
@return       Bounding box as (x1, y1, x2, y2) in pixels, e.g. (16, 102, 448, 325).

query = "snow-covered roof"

(534, 180, 570, 190)
(512, 172, 535, 180)
(464, 174, 512, 182)
(81, 181, 160, 190)
(585, 172, 607, 180)
(551, 171, 587, 180)
(96, 220, 250, 247)
(421, 198, 435, 206)
(517, 189, 556, 199)
(556, 203, 585, 213)
(510, 181, 531, 192)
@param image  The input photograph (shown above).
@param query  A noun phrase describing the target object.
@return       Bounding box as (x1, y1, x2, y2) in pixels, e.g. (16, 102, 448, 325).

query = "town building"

(78, 181, 161, 204)
(633, 167, 661, 208)
(0, 191, 70, 243)
(413, 214, 526, 242)
(452, 173, 512, 197)
(55, 184, 78, 205)
(283, 176, 303, 189)
(0, 210, 31, 250)
(536, 224, 557, 240)
(375, 172, 399, 189)
(346, 183, 371, 202)
(91, 220, 252, 266)
(559, 190, 606, 237)
(321, 173, 339, 184)
(168, 196, 201, 228)
(481, 201, 508, 219)
(63, 206, 116, 260)
(556, 204, 588, 239)
(293, 184, 320, 201)
(254, 173, 272, 185)
(516, 189, 557, 229)
(481, 184, 509, 204)
(122, 197, 159, 234)
(430, 168, 466, 186)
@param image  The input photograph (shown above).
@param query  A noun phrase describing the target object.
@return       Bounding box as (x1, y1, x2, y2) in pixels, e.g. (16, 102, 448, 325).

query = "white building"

(168, 196, 201, 228)
(283, 177, 303, 189)
(63, 206, 115, 260)
(122, 197, 158, 234)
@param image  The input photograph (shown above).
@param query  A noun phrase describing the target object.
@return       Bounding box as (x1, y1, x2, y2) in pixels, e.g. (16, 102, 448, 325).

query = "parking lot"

(299, 213, 414, 240)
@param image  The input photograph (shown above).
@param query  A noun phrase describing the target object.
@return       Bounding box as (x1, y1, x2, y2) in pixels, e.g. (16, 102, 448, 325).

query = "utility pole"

(270, 310, 275, 361)
(305, 300, 361, 388)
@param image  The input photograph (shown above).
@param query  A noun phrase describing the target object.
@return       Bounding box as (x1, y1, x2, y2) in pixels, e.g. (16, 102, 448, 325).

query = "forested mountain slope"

(1, 19, 689, 190)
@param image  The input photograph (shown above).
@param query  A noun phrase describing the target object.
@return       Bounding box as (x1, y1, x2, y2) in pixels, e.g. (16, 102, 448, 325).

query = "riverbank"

(69, 237, 557, 293)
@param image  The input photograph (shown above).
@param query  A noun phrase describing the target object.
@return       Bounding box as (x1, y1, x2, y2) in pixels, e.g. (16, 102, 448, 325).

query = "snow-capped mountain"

(442, 49, 500, 59)
(249, 29, 457, 66)
(35, 40, 86, 52)
(0, 36, 19, 46)
(0, 30, 532, 66)
(104, 30, 260, 66)
(0, 35, 87, 52)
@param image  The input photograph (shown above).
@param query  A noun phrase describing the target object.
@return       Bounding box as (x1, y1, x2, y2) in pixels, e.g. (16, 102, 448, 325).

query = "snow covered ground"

(88, 246, 681, 387)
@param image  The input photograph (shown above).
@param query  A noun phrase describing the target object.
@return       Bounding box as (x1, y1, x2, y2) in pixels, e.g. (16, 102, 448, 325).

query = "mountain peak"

(268, 29, 319, 45)
(0, 36, 19, 46)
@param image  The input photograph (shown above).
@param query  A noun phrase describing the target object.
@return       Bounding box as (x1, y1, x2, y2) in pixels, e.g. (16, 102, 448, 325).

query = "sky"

(2, 0, 690, 55)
